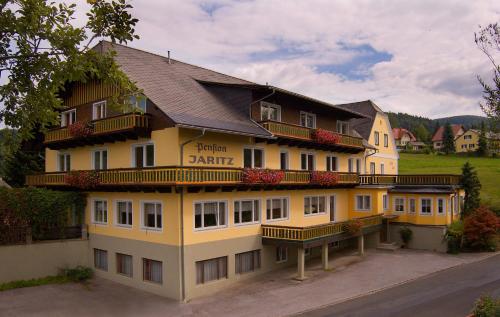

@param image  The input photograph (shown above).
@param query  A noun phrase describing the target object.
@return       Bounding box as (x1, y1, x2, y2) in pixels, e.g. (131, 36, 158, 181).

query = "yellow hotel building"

(27, 42, 464, 301)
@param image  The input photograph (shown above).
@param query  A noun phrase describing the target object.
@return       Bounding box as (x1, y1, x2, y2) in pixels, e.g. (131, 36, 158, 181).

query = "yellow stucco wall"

(365, 112, 399, 174)
(455, 130, 479, 153)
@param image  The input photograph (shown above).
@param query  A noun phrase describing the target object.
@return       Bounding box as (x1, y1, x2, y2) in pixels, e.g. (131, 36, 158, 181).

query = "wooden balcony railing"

(260, 121, 364, 148)
(26, 167, 359, 187)
(359, 174, 461, 186)
(44, 113, 150, 145)
(261, 215, 383, 242)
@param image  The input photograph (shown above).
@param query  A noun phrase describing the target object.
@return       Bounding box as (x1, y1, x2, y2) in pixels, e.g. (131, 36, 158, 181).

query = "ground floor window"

(409, 198, 416, 213)
(437, 198, 445, 215)
(421, 198, 432, 215)
(355, 195, 371, 211)
(394, 197, 405, 213)
(276, 246, 288, 263)
(304, 196, 326, 215)
(94, 249, 108, 271)
(196, 256, 227, 284)
(235, 250, 261, 274)
(143, 258, 162, 284)
(116, 253, 133, 277)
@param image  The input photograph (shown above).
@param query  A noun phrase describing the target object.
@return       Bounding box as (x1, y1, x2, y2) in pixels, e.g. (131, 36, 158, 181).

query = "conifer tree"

(460, 162, 481, 218)
(477, 122, 489, 156)
(442, 123, 455, 154)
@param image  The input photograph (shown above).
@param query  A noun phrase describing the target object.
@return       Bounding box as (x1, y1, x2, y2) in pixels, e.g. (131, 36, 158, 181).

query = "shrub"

(399, 227, 413, 247)
(65, 171, 100, 189)
(344, 219, 363, 235)
(67, 121, 93, 138)
(62, 266, 93, 282)
(310, 171, 338, 186)
(444, 220, 464, 254)
(471, 295, 500, 317)
(312, 129, 341, 145)
(463, 206, 499, 251)
(242, 169, 285, 184)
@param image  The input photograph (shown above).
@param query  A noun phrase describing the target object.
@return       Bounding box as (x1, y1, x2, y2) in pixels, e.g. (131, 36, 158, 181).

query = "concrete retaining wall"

(389, 223, 447, 252)
(0, 239, 89, 283)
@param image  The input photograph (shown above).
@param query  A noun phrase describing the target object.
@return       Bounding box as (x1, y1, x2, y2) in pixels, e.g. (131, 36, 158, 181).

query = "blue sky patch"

(316, 43, 393, 81)
(199, 2, 226, 16)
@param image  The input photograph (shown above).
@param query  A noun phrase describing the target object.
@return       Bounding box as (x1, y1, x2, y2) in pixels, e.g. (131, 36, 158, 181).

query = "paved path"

(299, 254, 500, 317)
(0, 250, 497, 317)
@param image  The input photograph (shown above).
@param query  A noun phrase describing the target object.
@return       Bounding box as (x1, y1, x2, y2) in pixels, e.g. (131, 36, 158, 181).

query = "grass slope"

(399, 153, 500, 208)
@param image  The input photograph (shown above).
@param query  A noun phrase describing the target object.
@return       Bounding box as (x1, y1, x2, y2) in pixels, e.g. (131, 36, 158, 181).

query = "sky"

(5, 0, 500, 122)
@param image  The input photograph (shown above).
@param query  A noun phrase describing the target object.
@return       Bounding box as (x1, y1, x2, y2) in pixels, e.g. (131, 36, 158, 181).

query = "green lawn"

(398, 153, 500, 209)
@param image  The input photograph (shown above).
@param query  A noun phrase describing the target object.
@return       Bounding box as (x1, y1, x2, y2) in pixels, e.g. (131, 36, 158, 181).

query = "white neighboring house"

(0, 177, 11, 188)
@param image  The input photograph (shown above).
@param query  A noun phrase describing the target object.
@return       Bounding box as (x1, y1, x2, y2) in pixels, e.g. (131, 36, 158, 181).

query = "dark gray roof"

(96, 41, 367, 137)
(389, 186, 455, 194)
(336, 100, 383, 140)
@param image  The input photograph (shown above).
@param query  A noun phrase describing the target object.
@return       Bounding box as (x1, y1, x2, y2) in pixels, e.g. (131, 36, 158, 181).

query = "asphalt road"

(298, 253, 500, 317)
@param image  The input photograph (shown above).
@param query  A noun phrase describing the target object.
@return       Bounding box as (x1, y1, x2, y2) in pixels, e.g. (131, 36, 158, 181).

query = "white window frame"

(265, 197, 289, 222)
(336, 120, 349, 134)
(260, 101, 281, 121)
(380, 163, 385, 175)
(420, 198, 433, 215)
(370, 162, 376, 174)
(304, 195, 327, 216)
(437, 198, 445, 215)
(92, 199, 108, 225)
(132, 142, 155, 168)
(326, 155, 338, 172)
(243, 147, 265, 169)
(115, 200, 133, 228)
(57, 152, 71, 172)
(300, 152, 316, 171)
(355, 195, 371, 211)
(276, 246, 288, 263)
(92, 148, 108, 170)
(374, 131, 380, 146)
(280, 149, 289, 170)
(329, 195, 337, 222)
(384, 134, 389, 147)
(299, 111, 316, 128)
(394, 197, 406, 213)
(409, 198, 416, 213)
(128, 94, 147, 112)
(194, 200, 228, 231)
(383, 194, 388, 211)
(92, 100, 107, 120)
(61, 109, 76, 127)
(140, 200, 163, 231)
(233, 199, 261, 226)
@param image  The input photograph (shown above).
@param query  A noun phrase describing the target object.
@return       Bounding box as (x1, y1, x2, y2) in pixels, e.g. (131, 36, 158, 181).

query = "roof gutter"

(175, 123, 273, 139)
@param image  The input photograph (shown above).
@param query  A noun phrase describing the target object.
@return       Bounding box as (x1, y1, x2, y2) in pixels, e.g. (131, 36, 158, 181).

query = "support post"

(358, 234, 365, 256)
(296, 246, 306, 280)
(322, 241, 329, 270)
(386, 220, 390, 242)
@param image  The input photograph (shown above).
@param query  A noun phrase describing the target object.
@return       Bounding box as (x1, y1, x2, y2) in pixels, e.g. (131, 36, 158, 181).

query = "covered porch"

(262, 215, 383, 280)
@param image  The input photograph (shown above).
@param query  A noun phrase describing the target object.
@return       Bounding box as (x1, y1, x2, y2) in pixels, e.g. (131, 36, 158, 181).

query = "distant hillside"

(433, 115, 488, 129)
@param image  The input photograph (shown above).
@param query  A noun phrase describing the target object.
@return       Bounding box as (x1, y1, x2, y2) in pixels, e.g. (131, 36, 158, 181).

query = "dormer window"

(128, 95, 147, 112)
(336, 121, 349, 134)
(93, 101, 107, 120)
(61, 109, 76, 127)
(260, 101, 281, 121)
(300, 111, 316, 128)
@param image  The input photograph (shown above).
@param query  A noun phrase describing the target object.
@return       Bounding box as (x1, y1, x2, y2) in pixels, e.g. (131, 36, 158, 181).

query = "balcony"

(44, 113, 151, 150)
(26, 167, 359, 189)
(259, 121, 365, 153)
(261, 215, 383, 247)
(359, 174, 461, 186)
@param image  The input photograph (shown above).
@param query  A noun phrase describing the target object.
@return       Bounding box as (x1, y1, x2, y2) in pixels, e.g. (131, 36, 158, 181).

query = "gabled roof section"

(336, 100, 384, 140)
(95, 41, 272, 138)
(392, 128, 416, 141)
(431, 124, 464, 142)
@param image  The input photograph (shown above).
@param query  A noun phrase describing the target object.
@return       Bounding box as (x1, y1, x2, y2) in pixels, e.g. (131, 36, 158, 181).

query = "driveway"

(0, 249, 496, 317)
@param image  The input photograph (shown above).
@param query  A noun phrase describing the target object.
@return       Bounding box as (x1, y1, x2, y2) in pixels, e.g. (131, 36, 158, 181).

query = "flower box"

(242, 169, 285, 184)
(344, 219, 363, 235)
(310, 171, 338, 186)
(68, 121, 93, 138)
(65, 171, 100, 189)
(312, 129, 341, 145)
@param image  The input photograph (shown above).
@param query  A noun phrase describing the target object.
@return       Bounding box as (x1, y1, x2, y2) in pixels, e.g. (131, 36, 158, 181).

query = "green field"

(398, 153, 500, 209)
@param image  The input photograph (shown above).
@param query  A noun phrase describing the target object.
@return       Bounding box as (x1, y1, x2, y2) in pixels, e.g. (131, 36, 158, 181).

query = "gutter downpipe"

(364, 148, 378, 176)
(179, 128, 206, 302)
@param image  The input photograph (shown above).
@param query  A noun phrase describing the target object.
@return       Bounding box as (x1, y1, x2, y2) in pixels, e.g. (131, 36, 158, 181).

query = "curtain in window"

(144, 203, 155, 227)
(204, 202, 218, 227)
(236, 251, 260, 274)
(150, 260, 162, 283)
(117, 254, 132, 277)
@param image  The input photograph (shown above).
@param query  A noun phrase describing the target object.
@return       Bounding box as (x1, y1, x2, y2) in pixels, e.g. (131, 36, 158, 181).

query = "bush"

(463, 206, 500, 251)
(472, 295, 500, 317)
(62, 266, 93, 282)
(399, 227, 413, 247)
(444, 220, 464, 254)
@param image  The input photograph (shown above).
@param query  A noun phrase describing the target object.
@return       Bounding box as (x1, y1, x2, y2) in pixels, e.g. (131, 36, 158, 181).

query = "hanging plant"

(344, 219, 363, 236)
(68, 121, 93, 138)
(242, 169, 285, 184)
(312, 129, 342, 144)
(65, 171, 100, 189)
(310, 171, 338, 186)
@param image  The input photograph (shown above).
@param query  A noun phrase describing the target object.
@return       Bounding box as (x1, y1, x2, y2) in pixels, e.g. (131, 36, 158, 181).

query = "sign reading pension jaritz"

(187, 142, 235, 165)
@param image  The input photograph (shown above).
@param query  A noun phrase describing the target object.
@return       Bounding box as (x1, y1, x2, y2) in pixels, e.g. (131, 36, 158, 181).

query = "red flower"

(65, 171, 100, 189)
(310, 171, 338, 186)
(242, 169, 285, 184)
(67, 121, 93, 137)
(312, 129, 342, 145)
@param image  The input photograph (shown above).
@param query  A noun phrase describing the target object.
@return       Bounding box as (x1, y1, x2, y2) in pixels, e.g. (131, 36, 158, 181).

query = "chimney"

(167, 51, 171, 64)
